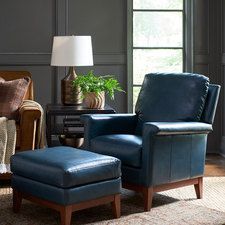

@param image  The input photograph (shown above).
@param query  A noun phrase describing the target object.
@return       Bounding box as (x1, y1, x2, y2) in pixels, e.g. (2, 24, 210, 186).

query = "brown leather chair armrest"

(19, 104, 41, 151)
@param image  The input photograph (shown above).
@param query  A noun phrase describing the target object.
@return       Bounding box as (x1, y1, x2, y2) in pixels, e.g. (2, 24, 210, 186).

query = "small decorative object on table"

(73, 70, 124, 109)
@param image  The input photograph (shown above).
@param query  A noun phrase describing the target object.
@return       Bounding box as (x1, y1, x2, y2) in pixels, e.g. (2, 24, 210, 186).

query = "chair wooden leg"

(60, 206, 72, 225)
(143, 187, 153, 211)
(13, 189, 22, 213)
(194, 177, 203, 199)
(111, 194, 121, 218)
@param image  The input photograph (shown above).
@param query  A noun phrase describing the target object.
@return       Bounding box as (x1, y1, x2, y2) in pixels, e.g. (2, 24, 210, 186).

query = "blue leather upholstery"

(201, 84, 220, 124)
(141, 133, 207, 186)
(81, 73, 220, 188)
(91, 134, 142, 168)
(82, 114, 137, 149)
(143, 122, 212, 135)
(135, 73, 209, 135)
(11, 146, 121, 188)
(12, 175, 121, 205)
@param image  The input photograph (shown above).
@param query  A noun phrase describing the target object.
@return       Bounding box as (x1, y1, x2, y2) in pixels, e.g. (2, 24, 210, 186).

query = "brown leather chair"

(0, 71, 42, 179)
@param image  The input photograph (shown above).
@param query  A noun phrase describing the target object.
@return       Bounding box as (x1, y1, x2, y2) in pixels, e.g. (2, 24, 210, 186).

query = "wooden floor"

(205, 154, 225, 176)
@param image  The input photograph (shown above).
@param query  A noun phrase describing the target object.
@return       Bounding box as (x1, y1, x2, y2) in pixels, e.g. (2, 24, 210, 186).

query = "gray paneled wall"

(66, 0, 127, 111)
(193, 0, 223, 153)
(0, 0, 127, 112)
(0, 0, 224, 153)
(0, 0, 55, 108)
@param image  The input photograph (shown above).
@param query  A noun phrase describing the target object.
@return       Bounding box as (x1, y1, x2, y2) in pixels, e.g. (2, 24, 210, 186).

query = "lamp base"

(61, 67, 82, 105)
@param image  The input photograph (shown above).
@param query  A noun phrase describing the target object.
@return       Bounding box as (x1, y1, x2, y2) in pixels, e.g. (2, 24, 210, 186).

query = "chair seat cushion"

(90, 134, 142, 168)
(11, 146, 121, 188)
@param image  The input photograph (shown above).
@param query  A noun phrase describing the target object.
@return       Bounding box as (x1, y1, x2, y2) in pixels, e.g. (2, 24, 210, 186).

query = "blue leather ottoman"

(10, 146, 121, 225)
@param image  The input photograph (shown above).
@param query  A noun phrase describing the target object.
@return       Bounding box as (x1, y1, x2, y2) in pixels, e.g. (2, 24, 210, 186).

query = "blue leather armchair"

(81, 73, 220, 211)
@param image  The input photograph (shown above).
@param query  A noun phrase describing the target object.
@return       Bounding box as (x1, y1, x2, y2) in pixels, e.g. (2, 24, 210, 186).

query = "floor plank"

(205, 154, 225, 176)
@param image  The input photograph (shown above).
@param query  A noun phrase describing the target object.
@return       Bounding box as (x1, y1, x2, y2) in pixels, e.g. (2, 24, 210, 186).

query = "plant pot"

(84, 91, 105, 109)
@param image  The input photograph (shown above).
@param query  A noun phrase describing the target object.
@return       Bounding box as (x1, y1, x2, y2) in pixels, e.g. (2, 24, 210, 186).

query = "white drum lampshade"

(51, 36, 93, 67)
(51, 35, 94, 105)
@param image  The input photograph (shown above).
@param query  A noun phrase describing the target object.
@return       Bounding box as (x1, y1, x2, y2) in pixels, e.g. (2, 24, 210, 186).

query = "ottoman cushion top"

(11, 147, 121, 188)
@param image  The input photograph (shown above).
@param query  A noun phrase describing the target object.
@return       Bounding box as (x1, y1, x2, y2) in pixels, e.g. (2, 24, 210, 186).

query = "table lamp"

(51, 36, 93, 105)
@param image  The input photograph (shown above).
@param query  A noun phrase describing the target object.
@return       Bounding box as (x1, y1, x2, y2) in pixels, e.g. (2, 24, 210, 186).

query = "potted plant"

(72, 70, 124, 109)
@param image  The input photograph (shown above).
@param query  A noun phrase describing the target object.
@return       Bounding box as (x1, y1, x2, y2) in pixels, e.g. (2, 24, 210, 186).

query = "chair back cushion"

(135, 73, 209, 135)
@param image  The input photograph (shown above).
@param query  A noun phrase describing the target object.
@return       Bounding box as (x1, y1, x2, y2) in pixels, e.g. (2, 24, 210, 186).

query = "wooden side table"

(46, 104, 115, 147)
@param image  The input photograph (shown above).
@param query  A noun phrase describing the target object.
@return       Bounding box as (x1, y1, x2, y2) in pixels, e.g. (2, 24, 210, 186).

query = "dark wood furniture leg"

(13, 189, 22, 213)
(60, 206, 73, 225)
(194, 177, 203, 199)
(12, 189, 120, 225)
(123, 176, 203, 212)
(111, 194, 121, 218)
(123, 183, 154, 212)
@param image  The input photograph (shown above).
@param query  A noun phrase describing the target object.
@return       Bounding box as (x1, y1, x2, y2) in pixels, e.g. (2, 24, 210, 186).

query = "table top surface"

(46, 104, 116, 114)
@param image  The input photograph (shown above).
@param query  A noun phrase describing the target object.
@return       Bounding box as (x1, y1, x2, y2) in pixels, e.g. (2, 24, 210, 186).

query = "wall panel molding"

(222, 53, 225, 65)
(0, 53, 125, 66)
(0, 53, 51, 66)
(56, 0, 66, 35)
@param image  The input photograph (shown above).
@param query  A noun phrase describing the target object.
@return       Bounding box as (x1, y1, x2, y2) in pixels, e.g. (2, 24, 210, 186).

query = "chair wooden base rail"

(123, 177, 203, 211)
(13, 189, 121, 225)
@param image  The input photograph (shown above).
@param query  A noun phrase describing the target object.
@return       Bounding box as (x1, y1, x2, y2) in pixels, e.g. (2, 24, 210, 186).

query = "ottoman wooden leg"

(13, 189, 22, 213)
(111, 194, 121, 218)
(60, 206, 72, 225)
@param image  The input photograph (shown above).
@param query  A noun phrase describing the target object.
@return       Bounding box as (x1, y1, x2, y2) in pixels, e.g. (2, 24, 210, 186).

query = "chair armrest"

(81, 114, 137, 149)
(141, 122, 212, 186)
(143, 122, 212, 136)
(19, 103, 41, 150)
